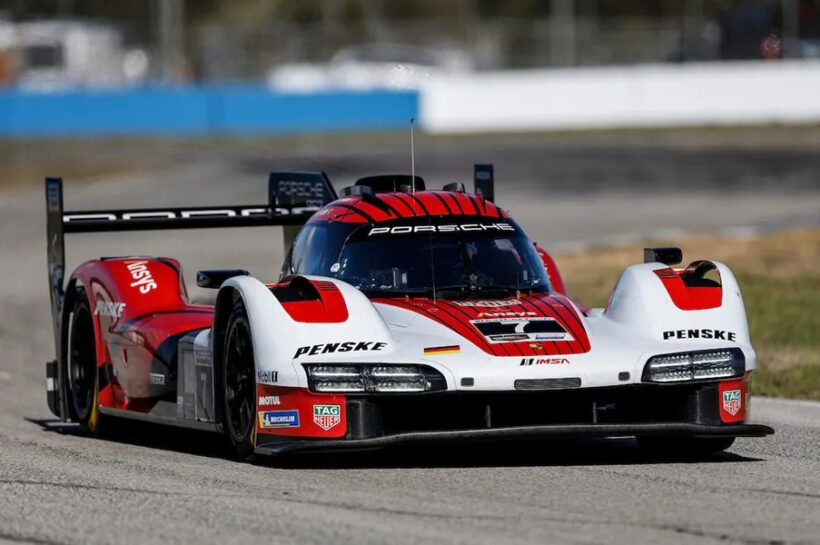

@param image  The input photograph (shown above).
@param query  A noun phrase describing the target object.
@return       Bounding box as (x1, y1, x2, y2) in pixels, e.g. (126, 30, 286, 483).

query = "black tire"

(67, 289, 105, 435)
(637, 435, 735, 457)
(221, 299, 258, 462)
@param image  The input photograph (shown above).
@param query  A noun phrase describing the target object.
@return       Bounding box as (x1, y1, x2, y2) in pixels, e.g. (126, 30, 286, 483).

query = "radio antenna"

(410, 117, 436, 302)
(410, 117, 416, 194)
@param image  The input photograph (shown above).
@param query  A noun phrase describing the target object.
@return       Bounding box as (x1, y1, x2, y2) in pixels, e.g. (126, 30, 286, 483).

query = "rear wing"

(45, 171, 336, 356)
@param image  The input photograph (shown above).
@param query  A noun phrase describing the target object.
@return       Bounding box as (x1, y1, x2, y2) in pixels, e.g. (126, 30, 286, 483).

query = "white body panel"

(216, 260, 754, 392)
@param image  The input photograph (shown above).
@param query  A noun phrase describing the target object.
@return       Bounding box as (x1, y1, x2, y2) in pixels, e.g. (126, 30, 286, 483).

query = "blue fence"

(0, 86, 419, 137)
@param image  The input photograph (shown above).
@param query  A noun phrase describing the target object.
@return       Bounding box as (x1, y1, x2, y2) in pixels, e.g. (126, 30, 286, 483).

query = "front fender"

(214, 276, 394, 389)
(603, 261, 755, 369)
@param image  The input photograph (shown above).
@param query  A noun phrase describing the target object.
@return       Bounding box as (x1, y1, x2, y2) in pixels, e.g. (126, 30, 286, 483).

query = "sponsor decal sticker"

(258, 395, 281, 407)
(455, 300, 521, 308)
(368, 223, 515, 236)
(423, 345, 460, 356)
(719, 379, 747, 423)
(477, 311, 536, 318)
(662, 329, 737, 341)
(520, 358, 570, 366)
(149, 372, 166, 385)
(124, 260, 158, 294)
(194, 351, 211, 365)
(95, 301, 126, 318)
(723, 389, 742, 416)
(259, 410, 300, 428)
(294, 341, 387, 359)
(256, 370, 278, 383)
(489, 333, 529, 342)
(313, 404, 341, 431)
(471, 317, 572, 343)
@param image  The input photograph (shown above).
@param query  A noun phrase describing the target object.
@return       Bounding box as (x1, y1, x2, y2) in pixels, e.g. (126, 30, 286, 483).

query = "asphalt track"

(1, 134, 819, 545)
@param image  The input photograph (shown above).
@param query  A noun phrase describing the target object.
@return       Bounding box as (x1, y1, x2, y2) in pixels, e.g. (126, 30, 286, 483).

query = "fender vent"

(514, 378, 582, 391)
(270, 276, 320, 302)
(314, 280, 339, 292)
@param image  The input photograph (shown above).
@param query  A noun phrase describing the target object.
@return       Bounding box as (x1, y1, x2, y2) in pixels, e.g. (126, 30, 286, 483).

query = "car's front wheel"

(221, 299, 258, 462)
(67, 288, 105, 435)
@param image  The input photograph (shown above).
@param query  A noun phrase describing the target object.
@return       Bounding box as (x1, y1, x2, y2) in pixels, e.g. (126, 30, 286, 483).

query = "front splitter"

(254, 422, 774, 455)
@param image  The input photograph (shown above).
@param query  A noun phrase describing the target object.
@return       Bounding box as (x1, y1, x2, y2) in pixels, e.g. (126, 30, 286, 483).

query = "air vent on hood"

(514, 377, 582, 391)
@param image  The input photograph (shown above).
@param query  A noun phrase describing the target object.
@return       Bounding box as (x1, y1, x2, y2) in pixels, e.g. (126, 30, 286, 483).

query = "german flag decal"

(424, 345, 460, 356)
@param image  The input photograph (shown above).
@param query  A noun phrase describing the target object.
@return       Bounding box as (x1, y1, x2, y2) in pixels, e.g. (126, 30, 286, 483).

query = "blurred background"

(1, 0, 820, 88)
(1, 1, 820, 134)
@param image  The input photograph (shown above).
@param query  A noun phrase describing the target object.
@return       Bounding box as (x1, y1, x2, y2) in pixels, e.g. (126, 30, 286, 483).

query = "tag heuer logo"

(313, 404, 341, 431)
(723, 389, 742, 416)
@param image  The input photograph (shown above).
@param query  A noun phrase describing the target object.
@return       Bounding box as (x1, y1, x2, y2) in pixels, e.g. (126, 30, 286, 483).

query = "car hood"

(372, 293, 590, 357)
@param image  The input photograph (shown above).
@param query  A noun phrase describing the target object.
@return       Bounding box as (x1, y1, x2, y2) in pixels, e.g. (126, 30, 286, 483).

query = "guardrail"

(0, 85, 419, 137)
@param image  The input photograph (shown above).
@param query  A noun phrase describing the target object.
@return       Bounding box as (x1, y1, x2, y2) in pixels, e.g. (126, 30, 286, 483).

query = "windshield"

(330, 218, 551, 298)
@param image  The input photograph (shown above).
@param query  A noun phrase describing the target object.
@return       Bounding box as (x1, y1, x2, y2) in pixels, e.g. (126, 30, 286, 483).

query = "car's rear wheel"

(67, 289, 105, 435)
(221, 299, 258, 462)
(637, 435, 735, 456)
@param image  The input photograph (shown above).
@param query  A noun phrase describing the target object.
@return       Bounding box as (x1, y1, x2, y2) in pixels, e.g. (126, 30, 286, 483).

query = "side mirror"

(196, 269, 250, 289)
(643, 247, 682, 266)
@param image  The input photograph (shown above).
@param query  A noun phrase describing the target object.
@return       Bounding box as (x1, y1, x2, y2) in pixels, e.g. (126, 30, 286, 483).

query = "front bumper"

(255, 380, 774, 453)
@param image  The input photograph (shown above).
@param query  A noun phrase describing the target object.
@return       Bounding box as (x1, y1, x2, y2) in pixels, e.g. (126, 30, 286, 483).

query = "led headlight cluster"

(642, 348, 745, 383)
(304, 364, 447, 393)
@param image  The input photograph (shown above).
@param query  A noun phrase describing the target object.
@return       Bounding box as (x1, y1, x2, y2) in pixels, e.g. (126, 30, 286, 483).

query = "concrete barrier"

(420, 61, 820, 133)
(0, 86, 419, 137)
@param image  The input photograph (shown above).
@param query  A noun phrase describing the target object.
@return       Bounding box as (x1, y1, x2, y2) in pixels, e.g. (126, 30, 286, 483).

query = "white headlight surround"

(642, 348, 745, 383)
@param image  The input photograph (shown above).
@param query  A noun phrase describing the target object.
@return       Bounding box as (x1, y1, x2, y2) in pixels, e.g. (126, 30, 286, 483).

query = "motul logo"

(520, 358, 570, 366)
(258, 395, 280, 407)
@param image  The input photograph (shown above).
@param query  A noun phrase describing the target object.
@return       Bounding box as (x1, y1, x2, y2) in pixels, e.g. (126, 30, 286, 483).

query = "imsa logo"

(313, 404, 341, 431)
(723, 389, 742, 416)
(520, 358, 570, 366)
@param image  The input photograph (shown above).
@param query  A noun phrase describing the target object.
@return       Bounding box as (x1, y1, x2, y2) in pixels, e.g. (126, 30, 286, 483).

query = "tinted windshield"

(330, 218, 551, 298)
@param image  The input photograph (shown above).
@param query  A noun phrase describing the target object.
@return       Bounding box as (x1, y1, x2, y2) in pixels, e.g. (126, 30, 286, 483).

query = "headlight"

(642, 348, 744, 383)
(304, 363, 447, 394)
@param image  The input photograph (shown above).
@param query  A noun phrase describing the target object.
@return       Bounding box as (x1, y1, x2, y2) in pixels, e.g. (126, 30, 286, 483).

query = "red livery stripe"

(654, 268, 722, 310)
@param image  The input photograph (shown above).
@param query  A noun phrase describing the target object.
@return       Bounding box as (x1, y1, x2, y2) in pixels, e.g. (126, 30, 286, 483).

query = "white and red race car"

(44, 168, 773, 460)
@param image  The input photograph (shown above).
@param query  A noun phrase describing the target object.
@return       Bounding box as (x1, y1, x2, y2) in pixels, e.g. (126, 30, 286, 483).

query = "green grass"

(554, 228, 820, 401)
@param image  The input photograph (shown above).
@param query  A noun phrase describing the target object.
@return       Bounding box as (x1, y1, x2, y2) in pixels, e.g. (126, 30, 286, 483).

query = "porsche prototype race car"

(44, 167, 773, 460)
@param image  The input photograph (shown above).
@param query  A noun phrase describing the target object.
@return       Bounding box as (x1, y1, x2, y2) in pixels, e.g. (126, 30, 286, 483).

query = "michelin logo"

(259, 410, 299, 428)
